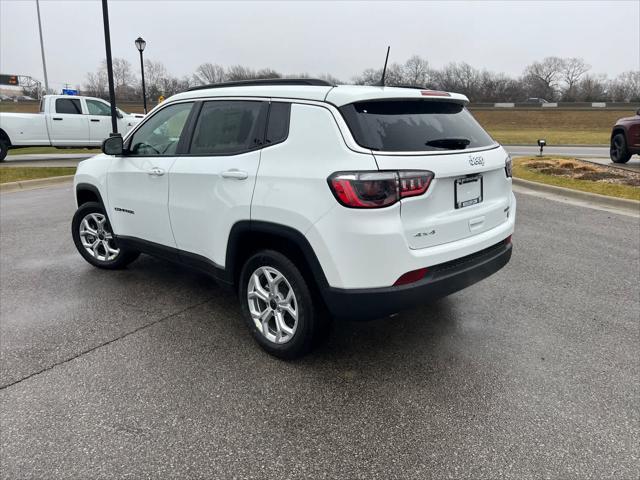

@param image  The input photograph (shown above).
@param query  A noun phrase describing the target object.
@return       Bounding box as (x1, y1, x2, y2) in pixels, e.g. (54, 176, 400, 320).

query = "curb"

(512, 177, 640, 211)
(0, 175, 74, 193)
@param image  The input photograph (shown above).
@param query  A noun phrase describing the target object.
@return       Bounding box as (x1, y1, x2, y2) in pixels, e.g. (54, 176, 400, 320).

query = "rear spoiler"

(325, 86, 469, 107)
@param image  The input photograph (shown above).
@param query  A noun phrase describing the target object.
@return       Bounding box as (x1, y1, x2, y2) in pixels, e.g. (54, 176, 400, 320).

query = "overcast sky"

(1, 0, 638, 90)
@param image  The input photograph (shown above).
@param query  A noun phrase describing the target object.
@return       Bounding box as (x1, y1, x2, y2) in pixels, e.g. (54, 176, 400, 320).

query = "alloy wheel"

(247, 266, 298, 344)
(78, 213, 120, 262)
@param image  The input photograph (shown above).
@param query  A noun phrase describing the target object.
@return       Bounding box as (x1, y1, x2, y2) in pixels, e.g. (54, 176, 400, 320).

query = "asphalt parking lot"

(1, 185, 639, 479)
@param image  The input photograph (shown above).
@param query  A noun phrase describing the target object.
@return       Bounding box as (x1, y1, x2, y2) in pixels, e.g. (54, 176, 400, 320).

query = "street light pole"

(135, 37, 147, 114)
(35, 0, 49, 95)
(101, 0, 118, 134)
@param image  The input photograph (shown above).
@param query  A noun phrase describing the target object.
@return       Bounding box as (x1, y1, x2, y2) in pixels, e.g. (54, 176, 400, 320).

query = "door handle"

(221, 169, 248, 180)
(147, 167, 165, 176)
(90, 119, 100, 122)
(52, 117, 63, 121)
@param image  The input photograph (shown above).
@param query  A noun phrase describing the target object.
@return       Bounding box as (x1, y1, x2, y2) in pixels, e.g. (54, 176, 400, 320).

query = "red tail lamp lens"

(394, 267, 428, 286)
(328, 171, 434, 208)
(329, 172, 398, 208)
(399, 171, 433, 198)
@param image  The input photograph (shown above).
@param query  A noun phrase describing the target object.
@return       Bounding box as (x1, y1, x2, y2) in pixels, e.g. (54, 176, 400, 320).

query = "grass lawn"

(486, 128, 608, 145)
(470, 109, 632, 145)
(8, 147, 100, 156)
(0, 167, 76, 184)
(513, 156, 640, 201)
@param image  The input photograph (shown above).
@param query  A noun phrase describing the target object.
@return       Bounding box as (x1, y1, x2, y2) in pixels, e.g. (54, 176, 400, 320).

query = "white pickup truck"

(0, 95, 144, 160)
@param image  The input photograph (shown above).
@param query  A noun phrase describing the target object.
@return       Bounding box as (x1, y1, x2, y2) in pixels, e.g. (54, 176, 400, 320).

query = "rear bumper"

(322, 239, 512, 321)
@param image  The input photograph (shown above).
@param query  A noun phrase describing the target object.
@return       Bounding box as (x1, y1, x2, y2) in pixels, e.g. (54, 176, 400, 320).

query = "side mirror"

(102, 134, 123, 156)
(116, 110, 123, 119)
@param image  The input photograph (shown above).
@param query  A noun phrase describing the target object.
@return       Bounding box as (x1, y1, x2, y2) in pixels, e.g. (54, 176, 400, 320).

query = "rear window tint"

(339, 100, 495, 152)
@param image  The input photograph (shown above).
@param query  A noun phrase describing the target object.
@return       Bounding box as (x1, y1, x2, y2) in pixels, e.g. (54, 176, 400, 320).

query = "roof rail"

(187, 78, 334, 92)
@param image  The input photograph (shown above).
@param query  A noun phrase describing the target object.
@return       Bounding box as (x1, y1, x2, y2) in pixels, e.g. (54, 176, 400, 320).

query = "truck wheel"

(610, 133, 631, 164)
(239, 250, 325, 359)
(0, 139, 8, 161)
(71, 202, 139, 269)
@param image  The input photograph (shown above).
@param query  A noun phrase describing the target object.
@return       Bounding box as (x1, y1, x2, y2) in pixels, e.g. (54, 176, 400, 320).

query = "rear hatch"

(339, 99, 512, 249)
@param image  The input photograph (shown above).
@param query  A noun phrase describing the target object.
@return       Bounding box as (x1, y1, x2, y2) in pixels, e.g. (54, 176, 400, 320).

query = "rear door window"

(56, 98, 82, 114)
(189, 100, 267, 155)
(339, 100, 495, 152)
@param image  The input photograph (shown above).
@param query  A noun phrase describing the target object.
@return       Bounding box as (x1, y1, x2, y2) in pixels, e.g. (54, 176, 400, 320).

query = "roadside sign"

(62, 89, 78, 95)
(0, 74, 19, 86)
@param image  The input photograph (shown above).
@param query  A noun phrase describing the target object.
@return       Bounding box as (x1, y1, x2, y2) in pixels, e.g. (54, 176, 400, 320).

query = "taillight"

(505, 155, 512, 178)
(328, 170, 434, 208)
(398, 171, 433, 198)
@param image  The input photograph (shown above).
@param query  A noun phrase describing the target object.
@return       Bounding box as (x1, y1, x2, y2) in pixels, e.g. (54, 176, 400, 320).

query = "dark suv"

(610, 109, 640, 163)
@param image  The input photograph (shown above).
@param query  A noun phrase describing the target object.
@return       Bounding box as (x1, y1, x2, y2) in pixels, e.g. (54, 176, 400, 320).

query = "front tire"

(71, 202, 139, 269)
(239, 250, 323, 359)
(610, 133, 631, 164)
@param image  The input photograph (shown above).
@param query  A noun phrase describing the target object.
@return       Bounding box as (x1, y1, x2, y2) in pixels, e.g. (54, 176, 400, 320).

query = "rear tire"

(239, 249, 324, 359)
(71, 202, 139, 269)
(0, 139, 8, 162)
(610, 133, 631, 164)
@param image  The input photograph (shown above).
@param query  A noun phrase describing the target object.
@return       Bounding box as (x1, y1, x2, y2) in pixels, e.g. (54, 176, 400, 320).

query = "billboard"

(0, 74, 19, 86)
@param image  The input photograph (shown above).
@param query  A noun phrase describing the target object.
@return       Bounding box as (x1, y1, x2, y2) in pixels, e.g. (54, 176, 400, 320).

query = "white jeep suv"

(72, 79, 515, 358)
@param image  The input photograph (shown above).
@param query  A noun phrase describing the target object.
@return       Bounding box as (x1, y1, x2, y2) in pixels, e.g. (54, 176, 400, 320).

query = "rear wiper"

(425, 138, 471, 150)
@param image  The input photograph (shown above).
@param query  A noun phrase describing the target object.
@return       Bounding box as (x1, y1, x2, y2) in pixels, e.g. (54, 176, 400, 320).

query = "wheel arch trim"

(75, 183, 106, 208)
(226, 220, 331, 293)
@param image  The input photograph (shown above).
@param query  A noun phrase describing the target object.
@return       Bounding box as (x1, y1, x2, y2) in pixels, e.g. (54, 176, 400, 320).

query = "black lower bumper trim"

(322, 240, 512, 321)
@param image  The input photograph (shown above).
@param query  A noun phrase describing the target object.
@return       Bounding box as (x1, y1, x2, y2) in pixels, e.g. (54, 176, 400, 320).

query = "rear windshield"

(339, 100, 495, 152)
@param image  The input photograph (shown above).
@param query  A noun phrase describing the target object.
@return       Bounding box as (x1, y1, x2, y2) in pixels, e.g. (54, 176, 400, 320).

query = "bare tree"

(158, 75, 192, 97)
(431, 63, 482, 100)
(110, 58, 133, 90)
(193, 63, 226, 85)
(608, 71, 640, 102)
(317, 73, 343, 84)
(83, 70, 108, 98)
(403, 55, 430, 87)
(352, 63, 404, 86)
(477, 71, 525, 102)
(142, 60, 170, 100)
(577, 74, 607, 102)
(254, 68, 281, 79)
(352, 68, 380, 85)
(523, 56, 564, 100)
(561, 57, 590, 100)
(144, 60, 168, 87)
(225, 65, 256, 81)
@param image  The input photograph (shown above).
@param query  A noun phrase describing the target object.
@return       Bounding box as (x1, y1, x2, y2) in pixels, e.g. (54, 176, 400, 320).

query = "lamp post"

(102, 0, 118, 134)
(35, 0, 49, 95)
(135, 36, 147, 114)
